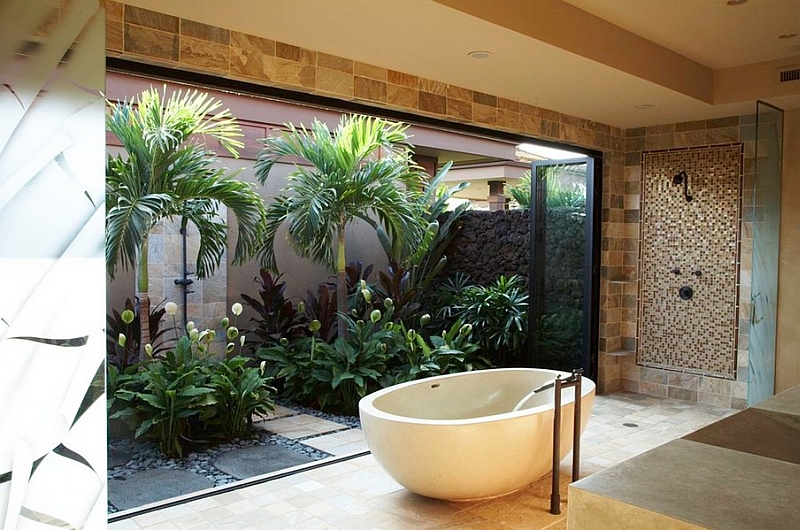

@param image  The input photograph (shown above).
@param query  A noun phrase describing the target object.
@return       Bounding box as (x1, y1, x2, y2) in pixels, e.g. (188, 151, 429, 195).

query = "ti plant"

(241, 269, 306, 346)
(106, 297, 172, 369)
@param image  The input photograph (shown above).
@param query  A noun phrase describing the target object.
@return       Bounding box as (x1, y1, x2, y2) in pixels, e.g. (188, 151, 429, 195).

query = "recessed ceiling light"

(467, 51, 492, 59)
(778, 33, 798, 40)
(635, 104, 655, 111)
(726, 0, 747, 5)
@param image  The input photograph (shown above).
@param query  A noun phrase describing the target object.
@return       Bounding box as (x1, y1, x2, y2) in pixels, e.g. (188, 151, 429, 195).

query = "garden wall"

(445, 210, 530, 286)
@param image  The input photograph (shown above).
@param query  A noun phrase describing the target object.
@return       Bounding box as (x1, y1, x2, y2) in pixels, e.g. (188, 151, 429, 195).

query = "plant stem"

(336, 222, 348, 339)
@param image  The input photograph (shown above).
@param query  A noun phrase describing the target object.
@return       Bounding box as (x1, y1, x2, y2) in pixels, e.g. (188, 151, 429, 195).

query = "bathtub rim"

(358, 367, 595, 427)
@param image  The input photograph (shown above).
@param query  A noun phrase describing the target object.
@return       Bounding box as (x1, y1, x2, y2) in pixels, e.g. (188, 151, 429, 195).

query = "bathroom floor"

(108, 392, 735, 530)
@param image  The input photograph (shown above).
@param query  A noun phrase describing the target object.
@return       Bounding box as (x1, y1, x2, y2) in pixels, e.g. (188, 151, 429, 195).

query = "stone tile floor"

(109, 392, 735, 529)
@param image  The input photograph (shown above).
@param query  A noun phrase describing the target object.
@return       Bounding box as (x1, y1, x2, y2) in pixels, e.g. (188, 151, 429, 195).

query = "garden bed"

(107, 401, 361, 513)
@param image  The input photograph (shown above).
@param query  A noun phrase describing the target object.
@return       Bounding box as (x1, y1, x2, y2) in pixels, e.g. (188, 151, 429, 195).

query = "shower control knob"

(679, 285, 694, 300)
(692, 270, 702, 277)
(670, 268, 681, 275)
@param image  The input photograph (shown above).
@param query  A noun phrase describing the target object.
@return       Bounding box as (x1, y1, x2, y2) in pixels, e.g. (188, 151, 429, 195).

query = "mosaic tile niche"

(638, 145, 743, 379)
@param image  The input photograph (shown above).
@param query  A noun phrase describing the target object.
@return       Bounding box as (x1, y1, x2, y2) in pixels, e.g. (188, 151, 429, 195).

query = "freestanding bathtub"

(359, 368, 595, 501)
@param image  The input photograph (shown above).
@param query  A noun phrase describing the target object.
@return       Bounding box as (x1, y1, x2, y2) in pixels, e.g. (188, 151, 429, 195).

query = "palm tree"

(106, 87, 267, 349)
(254, 114, 426, 338)
(507, 165, 587, 209)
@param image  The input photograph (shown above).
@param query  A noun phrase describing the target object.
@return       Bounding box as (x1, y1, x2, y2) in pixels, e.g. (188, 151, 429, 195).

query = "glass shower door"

(748, 101, 783, 406)
(527, 158, 599, 377)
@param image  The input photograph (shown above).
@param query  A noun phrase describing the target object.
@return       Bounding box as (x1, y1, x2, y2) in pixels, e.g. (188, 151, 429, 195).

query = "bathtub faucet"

(512, 368, 584, 412)
(550, 368, 585, 515)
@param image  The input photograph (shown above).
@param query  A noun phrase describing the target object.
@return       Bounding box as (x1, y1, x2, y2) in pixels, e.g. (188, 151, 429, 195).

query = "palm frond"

(254, 114, 426, 274)
(105, 87, 265, 281)
(105, 191, 173, 278)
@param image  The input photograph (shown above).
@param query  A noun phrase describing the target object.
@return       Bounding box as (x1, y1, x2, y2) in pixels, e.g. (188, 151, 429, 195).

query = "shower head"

(672, 170, 693, 202)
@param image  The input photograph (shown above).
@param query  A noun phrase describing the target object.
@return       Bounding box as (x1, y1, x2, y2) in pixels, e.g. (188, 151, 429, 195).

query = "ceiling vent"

(778, 66, 800, 84)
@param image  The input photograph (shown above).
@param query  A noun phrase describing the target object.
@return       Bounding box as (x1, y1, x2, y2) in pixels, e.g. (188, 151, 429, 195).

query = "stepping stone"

(108, 469, 213, 511)
(256, 414, 345, 439)
(213, 445, 318, 479)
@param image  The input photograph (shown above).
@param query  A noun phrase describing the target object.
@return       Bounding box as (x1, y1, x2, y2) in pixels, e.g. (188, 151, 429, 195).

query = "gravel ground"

(107, 402, 362, 513)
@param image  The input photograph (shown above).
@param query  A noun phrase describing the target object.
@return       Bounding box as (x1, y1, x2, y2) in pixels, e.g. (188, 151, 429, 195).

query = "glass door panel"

(528, 158, 598, 376)
(749, 101, 783, 406)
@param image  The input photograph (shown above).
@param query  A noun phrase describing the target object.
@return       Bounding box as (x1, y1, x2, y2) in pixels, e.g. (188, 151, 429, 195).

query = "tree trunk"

(138, 235, 151, 353)
(138, 292, 151, 358)
(337, 225, 348, 340)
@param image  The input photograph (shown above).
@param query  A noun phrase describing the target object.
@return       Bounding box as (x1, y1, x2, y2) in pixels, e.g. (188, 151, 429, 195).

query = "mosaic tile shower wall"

(638, 145, 743, 378)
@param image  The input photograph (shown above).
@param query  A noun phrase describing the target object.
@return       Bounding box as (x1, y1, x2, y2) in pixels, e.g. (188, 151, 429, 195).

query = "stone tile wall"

(101, 2, 624, 151)
(638, 145, 742, 377)
(614, 119, 756, 409)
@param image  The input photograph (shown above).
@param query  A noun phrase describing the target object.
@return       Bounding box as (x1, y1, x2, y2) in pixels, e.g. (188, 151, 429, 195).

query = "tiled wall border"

(101, 1, 625, 152)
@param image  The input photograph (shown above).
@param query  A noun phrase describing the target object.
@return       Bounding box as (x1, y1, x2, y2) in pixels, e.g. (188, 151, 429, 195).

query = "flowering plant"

(111, 302, 275, 457)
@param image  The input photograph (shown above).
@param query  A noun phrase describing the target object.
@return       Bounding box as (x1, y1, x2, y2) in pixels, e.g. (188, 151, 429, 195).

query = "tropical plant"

(254, 114, 427, 338)
(256, 337, 318, 403)
(105, 86, 267, 349)
(535, 309, 583, 371)
(107, 298, 173, 370)
(507, 170, 533, 208)
(241, 270, 306, 347)
(387, 317, 490, 384)
(375, 261, 421, 323)
(257, 291, 489, 412)
(379, 161, 470, 294)
(428, 271, 473, 323)
(340, 261, 375, 314)
(301, 283, 339, 342)
(111, 335, 217, 458)
(111, 302, 275, 457)
(507, 166, 586, 209)
(312, 337, 389, 414)
(207, 356, 276, 438)
(451, 275, 529, 366)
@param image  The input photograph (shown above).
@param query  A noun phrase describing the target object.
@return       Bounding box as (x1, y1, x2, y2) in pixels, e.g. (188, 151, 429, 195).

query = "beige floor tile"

(110, 391, 735, 530)
(301, 429, 367, 455)
(169, 511, 212, 530)
(130, 511, 169, 527)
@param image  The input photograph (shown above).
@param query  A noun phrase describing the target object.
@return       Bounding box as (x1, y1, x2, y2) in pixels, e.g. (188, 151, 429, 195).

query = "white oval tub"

(358, 368, 595, 501)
